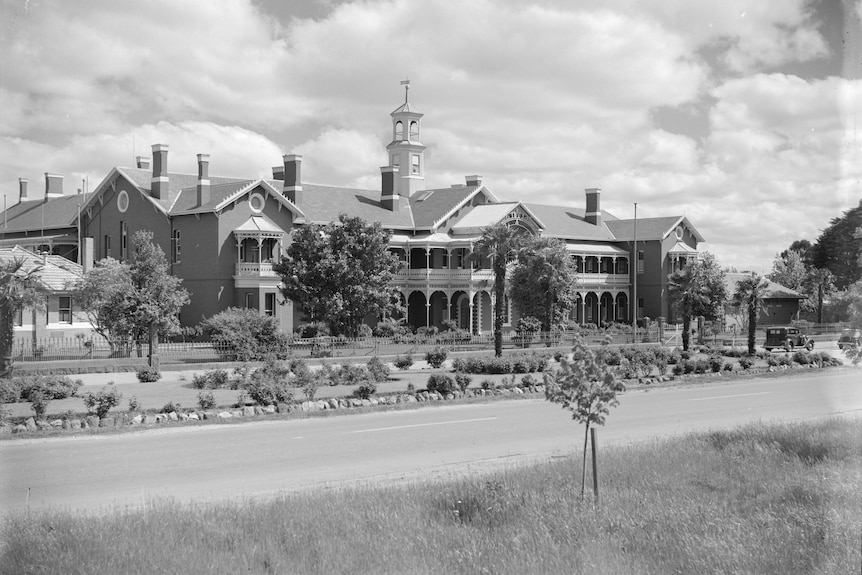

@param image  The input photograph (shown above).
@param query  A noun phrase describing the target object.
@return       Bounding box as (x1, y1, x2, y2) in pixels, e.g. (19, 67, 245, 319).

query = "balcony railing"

(393, 268, 629, 286)
(235, 262, 277, 277)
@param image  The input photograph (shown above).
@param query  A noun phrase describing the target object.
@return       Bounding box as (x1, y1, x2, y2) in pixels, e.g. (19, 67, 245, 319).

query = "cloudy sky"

(1, 0, 860, 273)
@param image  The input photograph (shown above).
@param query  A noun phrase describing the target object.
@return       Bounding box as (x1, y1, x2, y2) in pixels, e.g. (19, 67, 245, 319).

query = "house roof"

(725, 273, 806, 301)
(234, 214, 285, 234)
(523, 203, 618, 241)
(295, 182, 415, 228)
(605, 216, 705, 242)
(1, 194, 88, 233)
(565, 242, 630, 255)
(0, 246, 83, 291)
(410, 186, 482, 229)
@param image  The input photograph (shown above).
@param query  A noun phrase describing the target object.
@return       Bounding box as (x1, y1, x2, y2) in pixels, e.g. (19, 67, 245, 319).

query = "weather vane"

(401, 78, 410, 103)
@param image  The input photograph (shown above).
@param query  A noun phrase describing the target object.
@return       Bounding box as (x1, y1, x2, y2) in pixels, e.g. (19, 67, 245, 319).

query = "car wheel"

(805, 341, 814, 351)
(785, 340, 795, 352)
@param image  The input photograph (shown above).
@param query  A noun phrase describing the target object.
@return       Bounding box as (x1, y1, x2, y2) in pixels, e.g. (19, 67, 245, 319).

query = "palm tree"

(734, 273, 769, 355)
(667, 263, 709, 351)
(470, 223, 526, 357)
(0, 257, 47, 376)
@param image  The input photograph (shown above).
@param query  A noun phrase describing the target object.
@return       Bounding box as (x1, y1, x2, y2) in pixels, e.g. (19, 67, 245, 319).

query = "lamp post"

(633, 202, 638, 346)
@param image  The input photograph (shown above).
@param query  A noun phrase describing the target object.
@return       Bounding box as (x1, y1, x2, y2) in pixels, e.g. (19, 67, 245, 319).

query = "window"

(104, 235, 111, 258)
(395, 121, 404, 140)
(637, 250, 645, 274)
(171, 229, 181, 264)
(245, 293, 254, 308)
(120, 221, 128, 259)
(411, 154, 421, 175)
(59, 296, 72, 324)
(265, 293, 276, 317)
(392, 154, 399, 168)
(14, 308, 23, 327)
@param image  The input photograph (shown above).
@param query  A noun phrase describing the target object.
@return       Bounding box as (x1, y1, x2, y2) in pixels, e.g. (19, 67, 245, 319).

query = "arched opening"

(407, 291, 427, 330)
(473, 291, 492, 334)
(409, 120, 419, 139)
(395, 121, 404, 140)
(584, 292, 599, 326)
(615, 293, 628, 323)
(429, 291, 448, 328)
(451, 291, 470, 330)
(600, 292, 615, 325)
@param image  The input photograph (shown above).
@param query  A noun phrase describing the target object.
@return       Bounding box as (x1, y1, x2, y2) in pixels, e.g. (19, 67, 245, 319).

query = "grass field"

(2, 417, 860, 575)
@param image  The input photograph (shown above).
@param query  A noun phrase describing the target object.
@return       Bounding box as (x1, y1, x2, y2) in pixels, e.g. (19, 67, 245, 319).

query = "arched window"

(409, 121, 419, 139)
(395, 121, 404, 140)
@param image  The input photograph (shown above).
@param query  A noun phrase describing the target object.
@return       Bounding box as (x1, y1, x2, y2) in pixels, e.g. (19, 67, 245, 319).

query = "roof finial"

(400, 78, 410, 104)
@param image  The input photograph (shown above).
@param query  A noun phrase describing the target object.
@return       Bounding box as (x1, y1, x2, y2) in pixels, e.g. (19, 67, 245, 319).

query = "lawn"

(2, 417, 859, 574)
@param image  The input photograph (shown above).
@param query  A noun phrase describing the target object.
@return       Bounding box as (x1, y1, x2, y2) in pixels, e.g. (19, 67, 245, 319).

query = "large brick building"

(4, 91, 704, 333)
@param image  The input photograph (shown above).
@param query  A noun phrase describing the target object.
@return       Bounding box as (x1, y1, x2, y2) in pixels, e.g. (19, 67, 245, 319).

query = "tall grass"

(2, 418, 860, 575)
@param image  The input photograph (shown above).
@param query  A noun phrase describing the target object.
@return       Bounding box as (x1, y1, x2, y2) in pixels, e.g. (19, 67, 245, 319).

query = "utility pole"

(633, 202, 638, 346)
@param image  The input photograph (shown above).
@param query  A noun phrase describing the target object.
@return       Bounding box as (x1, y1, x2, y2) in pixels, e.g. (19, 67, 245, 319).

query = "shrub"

(485, 357, 513, 374)
(366, 356, 390, 383)
(406, 383, 416, 395)
(82, 387, 123, 418)
(416, 326, 439, 339)
(160, 401, 182, 413)
(655, 356, 668, 376)
(136, 366, 161, 383)
(128, 396, 140, 412)
(201, 307, 291, 361)
(241, 359, 293, 406)
(767, 355, 779, 367)
(515, 316, 542, 338)
(373, 318, 408, 338)
(792, 350, 811, 365)
(738, 356, 754, 370)
(197, 391, 216, 410)
(30, 390, 49, 419)
(521, 374, 538, 387)
(425, 346, 449, 369)
(693, 359, 708, 375)
(682, 359, 696, 374)
(680, 350, 692, 360)
(708, 354, 723, 373)
(330, 364, 369, 386)
(352, 381, 377, 400)
(667, 351, 681, 365)
(480, 379, 496, 391)
(2, 375, 82, 402)
(454, 373, 472, 393)
(394, 354, 414, 370)
(723, 362, 734, 372)
(427, 374, 456, 395)
(672, 363, 684, 376)
(295, 322, 329, 338)
(193, 368, 230, 389)
(357, 324, 373, 339)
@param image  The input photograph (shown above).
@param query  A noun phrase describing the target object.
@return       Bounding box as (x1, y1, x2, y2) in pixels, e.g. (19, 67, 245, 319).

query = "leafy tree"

(804, 267, 835, 324)
(780, 239, 812, 263)
(75, 231, 189, 354)
(544, 336, 625, 500)
(810, 200, 862, 290)
(470, 223, 527, 357)
(275, 214, 401, 336)
(509, 236, 578, 331)
(667, 253, 727, 351)
(768, 249, 808, 295)
(733, 273, 769, 355)
(0, 258, 47, 376)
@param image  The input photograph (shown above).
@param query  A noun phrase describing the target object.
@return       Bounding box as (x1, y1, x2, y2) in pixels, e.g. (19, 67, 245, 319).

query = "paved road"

(1, 368, 860, 513)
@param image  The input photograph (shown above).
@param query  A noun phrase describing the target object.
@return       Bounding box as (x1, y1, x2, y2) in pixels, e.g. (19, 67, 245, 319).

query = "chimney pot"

(272, 165, 284, 181)
(44, 173, 64, 200)
(151, 144, 169, 200)
(196, 153, 210, 207)
(18, 178, 28, 202)
(136, 155, 151, 169)
(283, 154, 302, 204)
(585, 188, 602, 226)
(466, 175, 482, 187)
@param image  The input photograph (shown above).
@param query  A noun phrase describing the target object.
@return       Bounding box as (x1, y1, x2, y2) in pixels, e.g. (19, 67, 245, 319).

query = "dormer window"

(409, 121, 419, 139)
(395, 121, 404, 140)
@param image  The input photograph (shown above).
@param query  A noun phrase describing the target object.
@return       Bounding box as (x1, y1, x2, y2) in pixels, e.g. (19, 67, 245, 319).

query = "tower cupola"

(386, 80, 426, 198)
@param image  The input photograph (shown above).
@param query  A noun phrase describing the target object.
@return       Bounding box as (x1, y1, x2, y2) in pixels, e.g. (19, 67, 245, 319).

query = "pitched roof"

(0, 246, 83, 291)
(725, 272, 806, 300)
(296, 183, 415, 228)
(1, 194, 87, 233)
(605, 216, 705, 242)
(410, 186, 480, 229)
(522, 203, 618, 241)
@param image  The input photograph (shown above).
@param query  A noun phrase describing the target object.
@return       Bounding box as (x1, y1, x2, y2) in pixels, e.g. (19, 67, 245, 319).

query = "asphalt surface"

(1, 366, 859, 514)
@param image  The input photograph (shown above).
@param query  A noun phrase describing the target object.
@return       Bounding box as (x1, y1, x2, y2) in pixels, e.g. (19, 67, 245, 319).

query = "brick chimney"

(18, 178, 28, 202)
(466, 175, 483, 187)
(283, 154, 302, 204)
(585, 188, 601, 226)
(136, 155, 151, 170)
(44, 173, 64, 200)
(381, 166, 399, 211)
(272, 165, 284, 180)
(196, 153, 210, 207)
(151, 144, 169, 200)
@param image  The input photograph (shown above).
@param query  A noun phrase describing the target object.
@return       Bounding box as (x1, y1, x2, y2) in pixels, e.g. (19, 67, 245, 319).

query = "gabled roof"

(605, 216, 705, 242)
(234, 214, 285, 234)
(725, 273, 806, 301)
(448, 202, 545, 235)
(523, 203, 618, 242)
(0, 246, 83, 291)
(1, 194, 87, 233)
(296, 183, 415, 228)
(410, 185, 491, 229)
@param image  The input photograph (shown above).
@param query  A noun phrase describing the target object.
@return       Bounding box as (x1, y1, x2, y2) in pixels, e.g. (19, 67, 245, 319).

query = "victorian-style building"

(3, 89, 703, 334)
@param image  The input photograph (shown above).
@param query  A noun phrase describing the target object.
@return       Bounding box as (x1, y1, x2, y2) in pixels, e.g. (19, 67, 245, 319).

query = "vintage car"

(837, 328, 862, 350)
(764, 326, 814, 352)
